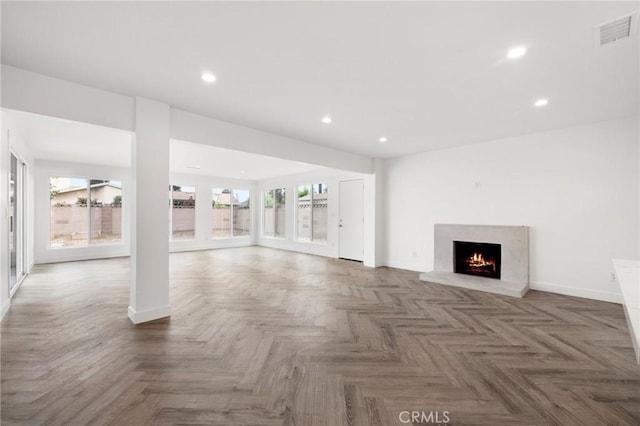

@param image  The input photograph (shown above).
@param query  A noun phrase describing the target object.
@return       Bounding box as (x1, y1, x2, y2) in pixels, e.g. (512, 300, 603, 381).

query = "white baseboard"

(128, 305, 171, 324)
(384, 258, 623, 304)
(385, 258, 431, 273)
(36, 250, 130, 264)
(529, 281, 622, 304)
(621, 303, 640, 364)
(1, 300, 11, 321)
(170, 238, 253, 253)
(258, 238, 337, 259)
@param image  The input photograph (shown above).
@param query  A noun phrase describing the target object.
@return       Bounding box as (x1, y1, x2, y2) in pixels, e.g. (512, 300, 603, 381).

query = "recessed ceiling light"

(379, 137, 387, 143)
(321, 116, 332, 124)
(201, 72, 216, 83)
(534, 98, 549, 107)
(507, 46, 527, 59)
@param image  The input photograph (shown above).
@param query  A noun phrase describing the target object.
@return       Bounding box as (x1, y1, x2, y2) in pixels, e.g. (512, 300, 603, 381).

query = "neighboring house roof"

(213, 193, 239, 205)
(55, 182, 122, 194)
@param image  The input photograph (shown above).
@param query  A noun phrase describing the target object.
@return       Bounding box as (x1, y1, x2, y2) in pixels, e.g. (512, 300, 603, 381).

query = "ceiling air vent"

(596, 12, 639, 46)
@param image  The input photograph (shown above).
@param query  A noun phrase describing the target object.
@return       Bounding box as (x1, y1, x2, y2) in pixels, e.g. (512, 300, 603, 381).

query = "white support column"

(129, 97, 170, 324)
(374, 158, 387, 267)
(363, 158, 386, 268)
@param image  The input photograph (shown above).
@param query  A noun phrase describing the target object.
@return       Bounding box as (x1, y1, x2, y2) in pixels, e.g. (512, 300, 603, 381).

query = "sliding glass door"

(9, 151, 25, 294)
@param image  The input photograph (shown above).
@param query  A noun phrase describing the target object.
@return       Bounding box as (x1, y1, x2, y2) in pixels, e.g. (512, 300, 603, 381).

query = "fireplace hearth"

(454, 241, 501, 280)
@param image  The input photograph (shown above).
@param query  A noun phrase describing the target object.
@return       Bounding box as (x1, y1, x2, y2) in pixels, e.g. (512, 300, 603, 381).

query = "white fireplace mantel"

(419, 224, 529, 298)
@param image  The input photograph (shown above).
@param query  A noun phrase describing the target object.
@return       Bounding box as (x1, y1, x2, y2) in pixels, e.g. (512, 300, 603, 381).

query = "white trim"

(35, 160, 131, 265)
(9, 273, 27, 298)
(128, 305, 171, 324)
(1, 300, 10, 321)
(386, 259, 624, 304)
(621, 302, 640, 363)
(526, 281, 622, 304)
(37, 248, 129, 264)
(385, 259, 431, 272)
(611, 259, 639, 363)
(170, 237, 252, 253)
(258, 238, 335, 258)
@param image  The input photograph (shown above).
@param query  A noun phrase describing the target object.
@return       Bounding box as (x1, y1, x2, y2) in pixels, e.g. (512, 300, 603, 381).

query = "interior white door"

(339, 179, 364, 261)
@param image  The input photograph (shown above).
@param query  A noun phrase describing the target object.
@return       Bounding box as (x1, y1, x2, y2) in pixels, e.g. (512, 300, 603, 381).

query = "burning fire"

(467, 252, 496, 272)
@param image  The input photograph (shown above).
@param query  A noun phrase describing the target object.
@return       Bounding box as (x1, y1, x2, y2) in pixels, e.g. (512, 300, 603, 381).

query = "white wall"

(34, 160, 131, 263)
(383, 117, 639, 303)
(169, 172, 258, 252)
(257, 168, 380, 264)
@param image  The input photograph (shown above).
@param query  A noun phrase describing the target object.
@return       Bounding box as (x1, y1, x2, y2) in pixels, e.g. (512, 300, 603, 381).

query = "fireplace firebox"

(453, 241, 501, 280)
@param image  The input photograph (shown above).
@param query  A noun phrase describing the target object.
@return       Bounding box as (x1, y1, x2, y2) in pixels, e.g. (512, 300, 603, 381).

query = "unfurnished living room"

(0, 1, 639, 425)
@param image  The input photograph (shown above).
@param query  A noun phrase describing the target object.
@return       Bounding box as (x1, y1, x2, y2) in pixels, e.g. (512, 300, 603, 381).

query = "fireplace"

(454, 241, 501, 280)
(420, 225, 528, 298)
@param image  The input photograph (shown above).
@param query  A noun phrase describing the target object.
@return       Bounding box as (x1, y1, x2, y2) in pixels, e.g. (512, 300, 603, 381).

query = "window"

(49, 177, 123, 247)
(170, 185, 196, 240)
(297, 183, 327, 242)
(296, 185, 311, 241)
(212, 188, 231, 238)
(233, 189, 251, 236)
(263, 188, 286, 238)
(213, 188, 251, 238)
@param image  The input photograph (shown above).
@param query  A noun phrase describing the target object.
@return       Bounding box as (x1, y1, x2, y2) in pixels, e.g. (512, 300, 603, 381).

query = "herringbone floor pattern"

(1, 247, 638, 425)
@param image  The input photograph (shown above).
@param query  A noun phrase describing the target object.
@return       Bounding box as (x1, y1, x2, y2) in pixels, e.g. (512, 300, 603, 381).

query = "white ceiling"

(2, 2, 639, 158)
(6, 110, 132, 167)
(5, 110, 325, 180)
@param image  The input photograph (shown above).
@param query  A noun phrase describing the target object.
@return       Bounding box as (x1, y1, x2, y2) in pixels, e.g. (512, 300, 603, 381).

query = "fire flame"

(467, 252, 496, 272)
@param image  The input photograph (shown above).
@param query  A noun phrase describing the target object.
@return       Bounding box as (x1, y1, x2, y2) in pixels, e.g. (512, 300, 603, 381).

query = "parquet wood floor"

(1, 247, 638, 425)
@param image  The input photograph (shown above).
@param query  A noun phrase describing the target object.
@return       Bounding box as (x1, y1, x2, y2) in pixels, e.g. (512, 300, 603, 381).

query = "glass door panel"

(9, 153, 17, 292)
(9, 152, 26, 294)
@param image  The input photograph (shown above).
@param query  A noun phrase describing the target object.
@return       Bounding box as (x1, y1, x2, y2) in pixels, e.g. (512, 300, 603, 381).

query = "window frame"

(170, 184, 196, 241)
(212, 187, 251, 239)
(262, 188, 286, 239)
(296, 183, 328, 244)
(49, 176, 124, 248)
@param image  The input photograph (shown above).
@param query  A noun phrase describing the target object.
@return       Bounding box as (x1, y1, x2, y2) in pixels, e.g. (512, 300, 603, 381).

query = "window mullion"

(310, 186, 314, 242)
(87, 181, 92, 245)
(230, 188, 234, 237)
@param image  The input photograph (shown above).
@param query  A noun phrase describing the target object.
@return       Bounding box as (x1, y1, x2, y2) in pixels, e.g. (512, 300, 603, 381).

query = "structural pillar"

(128, 97, 170, 324)
(363, 158, 386, 268)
